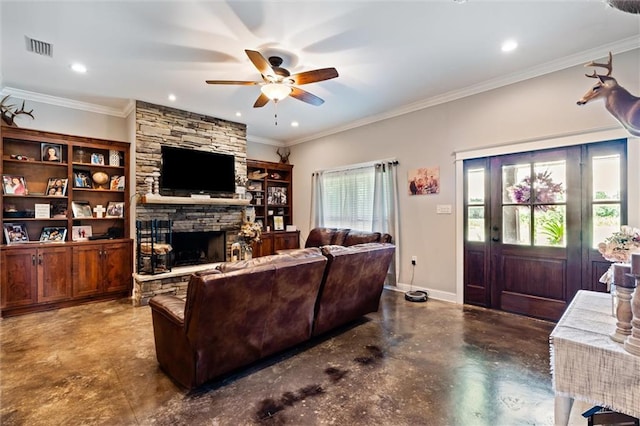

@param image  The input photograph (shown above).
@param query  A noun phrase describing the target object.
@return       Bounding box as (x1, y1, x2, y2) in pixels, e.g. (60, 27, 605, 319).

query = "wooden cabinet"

(246, 160, 300, 257)
(72, 241, 132, 297)
(252, 230, 300, 257)
(246, 160, 293, 231)
(1, 245, 72, 310)
(0, 126, 133, 317)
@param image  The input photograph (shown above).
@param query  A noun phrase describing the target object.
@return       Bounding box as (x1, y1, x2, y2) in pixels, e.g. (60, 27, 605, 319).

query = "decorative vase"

(109, 150, 120, 166)
(91, 171, 109, 189)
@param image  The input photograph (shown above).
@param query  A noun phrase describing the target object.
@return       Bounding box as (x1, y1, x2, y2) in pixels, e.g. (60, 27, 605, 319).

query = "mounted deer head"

(577, 52, 640, 137)
(1, 95, 35, 127)
(276, 147, 291, 164)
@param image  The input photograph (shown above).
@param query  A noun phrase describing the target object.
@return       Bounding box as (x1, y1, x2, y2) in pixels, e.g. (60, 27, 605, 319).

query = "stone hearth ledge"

(132, 262, 221, 306)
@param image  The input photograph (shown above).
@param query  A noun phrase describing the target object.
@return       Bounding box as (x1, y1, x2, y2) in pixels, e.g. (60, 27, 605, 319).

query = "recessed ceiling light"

(70, 63, 87, 73)
(291, 121, 299, 127)
(235, 112, 242, 117)
(168, 94, 176, 102)
(501, 39, 518, 53)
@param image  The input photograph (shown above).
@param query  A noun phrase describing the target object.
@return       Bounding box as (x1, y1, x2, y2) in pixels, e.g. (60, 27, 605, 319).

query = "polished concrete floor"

(1, 290, 591, 425)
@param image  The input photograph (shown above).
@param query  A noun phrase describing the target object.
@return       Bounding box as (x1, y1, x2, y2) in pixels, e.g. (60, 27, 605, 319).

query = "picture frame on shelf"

(46, 177, 68, 196)
(72, 225, 92, 241)
(110, 175, 125, 190)
(90, 153, 105, 165)
(255, 219, 264, 231)
(73, 170, 92, 188)
(3, 223, 29, 244)
(106, 201, 124, 218)
(41, 143, 62, 162)
(34, 203, 51, 219)
(273, 215, 284, 231)
(2, 175, 28, 195)
(39, 227, 67, 242)
(51, 201, 68, 219)
(71, 201, 93, 218)
(267, 187, 287, 205)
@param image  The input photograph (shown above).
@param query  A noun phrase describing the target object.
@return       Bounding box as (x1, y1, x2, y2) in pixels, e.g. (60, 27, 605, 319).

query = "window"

(591, 153, 622, 248)
(322, 166, 375, 231)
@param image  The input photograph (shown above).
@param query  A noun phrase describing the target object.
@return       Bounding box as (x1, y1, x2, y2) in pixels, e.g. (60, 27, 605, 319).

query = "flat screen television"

(160, 146, 236, 195)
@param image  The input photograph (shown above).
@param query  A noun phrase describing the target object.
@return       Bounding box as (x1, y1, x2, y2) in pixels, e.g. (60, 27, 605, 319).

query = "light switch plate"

(436, 204, 452, 214)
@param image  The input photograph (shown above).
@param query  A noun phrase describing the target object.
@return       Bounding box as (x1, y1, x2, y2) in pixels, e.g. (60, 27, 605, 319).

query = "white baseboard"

(385, 283, 459, 304)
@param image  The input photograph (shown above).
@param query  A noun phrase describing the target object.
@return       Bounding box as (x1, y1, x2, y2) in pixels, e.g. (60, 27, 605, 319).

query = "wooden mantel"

(140, 194, 250, 206)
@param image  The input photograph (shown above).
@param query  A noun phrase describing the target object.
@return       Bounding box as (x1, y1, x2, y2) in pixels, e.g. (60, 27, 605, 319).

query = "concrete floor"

(0, 290, 591, 425)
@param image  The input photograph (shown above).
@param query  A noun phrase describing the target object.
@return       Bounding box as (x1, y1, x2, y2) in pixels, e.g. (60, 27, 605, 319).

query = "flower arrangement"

(238, 221, 262, 244)
(508, 170, 564, 211)
(598, 225, 640, 263)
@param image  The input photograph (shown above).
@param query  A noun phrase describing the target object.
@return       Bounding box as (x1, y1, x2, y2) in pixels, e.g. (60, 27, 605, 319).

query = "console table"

(550, 290, 640, 425)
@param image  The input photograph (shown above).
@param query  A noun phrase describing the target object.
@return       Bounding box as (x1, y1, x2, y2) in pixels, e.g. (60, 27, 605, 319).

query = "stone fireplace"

(132, 101, 248, 305)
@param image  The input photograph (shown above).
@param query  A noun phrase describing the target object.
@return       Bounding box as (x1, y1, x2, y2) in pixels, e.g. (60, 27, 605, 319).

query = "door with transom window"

(464, 140, 626, 321)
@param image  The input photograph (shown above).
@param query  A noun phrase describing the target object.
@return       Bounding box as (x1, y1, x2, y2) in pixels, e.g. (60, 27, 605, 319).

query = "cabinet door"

(72, 244, 102, 297)
(103, 241, 132, 293)
(253, 234, 274, 257)
(1, 248, 37, 308)
(273, 232, 300, 251)
(37, 246, 72, 303)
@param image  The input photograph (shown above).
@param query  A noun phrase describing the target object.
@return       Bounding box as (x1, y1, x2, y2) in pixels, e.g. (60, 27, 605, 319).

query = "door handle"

(38, 254, 43, 265)
(491, 225, 500, 242)
(32, 254, 36, 266)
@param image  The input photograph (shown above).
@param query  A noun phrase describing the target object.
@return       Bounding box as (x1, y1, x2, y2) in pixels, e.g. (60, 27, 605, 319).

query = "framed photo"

(273, 215, 284, 231)
(72, 225, 92, 241)
(73, 170, 92, 188)
(106, 201, 124, 218)
(46, 177, 68, 196)
(256, 219, 264, 231)
(2, 175, 28, 195)
(34, 203, 51, 219)
(3, 223, 29, 244)
(39, 227, 67, 242)
(71, 201, 93, 218)
(41, 143, 62, 162)
(110, 175, 125, 190)
(90, 153, 105, 165)
(267, 187, 287, 205)
(408, 167, 440, 195)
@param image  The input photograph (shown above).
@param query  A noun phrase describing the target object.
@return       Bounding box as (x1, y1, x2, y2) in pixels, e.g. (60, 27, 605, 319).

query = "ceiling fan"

(206, 50, 339, 108)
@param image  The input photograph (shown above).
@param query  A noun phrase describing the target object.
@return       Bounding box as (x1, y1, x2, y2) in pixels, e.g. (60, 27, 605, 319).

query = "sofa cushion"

(343, 231, 381, 246)
(332, 228, 350, 245)
(305, 227, 338, 247)
(276, 247, 323, 258)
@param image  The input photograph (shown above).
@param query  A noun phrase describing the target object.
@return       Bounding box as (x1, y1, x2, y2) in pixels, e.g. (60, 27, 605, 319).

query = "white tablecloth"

(550, 290, 640, 418)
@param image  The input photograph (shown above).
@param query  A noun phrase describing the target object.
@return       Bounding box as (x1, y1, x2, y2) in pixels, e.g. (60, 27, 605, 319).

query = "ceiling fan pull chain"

(274, 100, 279, 126)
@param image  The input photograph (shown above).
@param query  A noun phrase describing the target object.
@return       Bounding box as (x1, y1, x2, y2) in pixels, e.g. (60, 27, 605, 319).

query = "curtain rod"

(314, 158, 398, 174)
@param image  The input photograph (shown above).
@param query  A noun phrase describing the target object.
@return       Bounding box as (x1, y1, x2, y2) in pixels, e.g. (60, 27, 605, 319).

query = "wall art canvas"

(408, 167, 440, 195)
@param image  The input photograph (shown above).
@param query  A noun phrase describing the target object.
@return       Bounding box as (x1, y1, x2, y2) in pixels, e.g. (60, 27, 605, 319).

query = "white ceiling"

(1, 1, 639, 145)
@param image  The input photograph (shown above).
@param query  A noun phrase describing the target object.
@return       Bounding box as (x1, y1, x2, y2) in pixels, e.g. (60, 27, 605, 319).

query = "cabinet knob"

(38, 255, 43, 265)
(32, 255, 36, 266)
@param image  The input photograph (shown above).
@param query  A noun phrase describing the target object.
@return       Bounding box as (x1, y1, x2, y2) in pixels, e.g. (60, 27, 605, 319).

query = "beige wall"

(290, 48, 640, 301)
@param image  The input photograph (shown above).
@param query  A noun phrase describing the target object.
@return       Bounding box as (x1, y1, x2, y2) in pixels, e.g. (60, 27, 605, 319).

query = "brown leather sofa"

(304, 227, 392, 248)
(149, 243, 395, 389)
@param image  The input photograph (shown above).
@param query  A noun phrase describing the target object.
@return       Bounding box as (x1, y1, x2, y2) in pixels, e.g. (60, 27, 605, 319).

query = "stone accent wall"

(133, 101, 248, 305)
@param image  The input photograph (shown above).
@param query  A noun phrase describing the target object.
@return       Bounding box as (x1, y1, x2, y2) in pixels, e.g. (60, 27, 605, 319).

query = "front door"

(464, 140, 626, 321)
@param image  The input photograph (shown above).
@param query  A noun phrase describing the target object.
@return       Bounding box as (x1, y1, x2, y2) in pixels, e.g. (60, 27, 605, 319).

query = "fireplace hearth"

(171, 231, 226, 266)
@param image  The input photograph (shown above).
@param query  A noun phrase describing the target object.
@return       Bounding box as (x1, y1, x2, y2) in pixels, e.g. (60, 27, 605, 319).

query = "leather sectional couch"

(303, 227, 392, 248)
(149, 242, 395, 389)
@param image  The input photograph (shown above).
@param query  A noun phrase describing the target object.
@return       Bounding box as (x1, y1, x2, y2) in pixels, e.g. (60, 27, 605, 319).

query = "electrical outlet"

(411, 256, 417, 266)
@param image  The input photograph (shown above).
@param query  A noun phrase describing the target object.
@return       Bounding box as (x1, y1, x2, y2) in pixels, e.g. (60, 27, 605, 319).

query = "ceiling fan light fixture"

(261, 83, 292, 101)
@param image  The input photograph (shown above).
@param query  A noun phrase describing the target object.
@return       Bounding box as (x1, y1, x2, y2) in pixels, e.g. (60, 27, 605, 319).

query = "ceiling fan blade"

(245, 49, 274, 77)
(205, 80, 261, 85)
(253, 92, 270, 108)
(290, 68, 339, 85)
(290, 87, 324, 106)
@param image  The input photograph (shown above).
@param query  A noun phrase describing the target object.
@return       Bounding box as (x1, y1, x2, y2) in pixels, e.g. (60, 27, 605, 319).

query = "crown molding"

(246, 134, 284, 146)
(0, 87, 131, 118)
(287, 36, 640, 146)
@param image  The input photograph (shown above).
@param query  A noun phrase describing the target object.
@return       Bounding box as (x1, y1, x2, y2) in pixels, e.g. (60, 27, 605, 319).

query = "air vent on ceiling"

(25, 36, 53, 57)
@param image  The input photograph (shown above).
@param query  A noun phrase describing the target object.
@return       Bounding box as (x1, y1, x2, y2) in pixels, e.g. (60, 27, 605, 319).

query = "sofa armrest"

(149, 295, 186, 325)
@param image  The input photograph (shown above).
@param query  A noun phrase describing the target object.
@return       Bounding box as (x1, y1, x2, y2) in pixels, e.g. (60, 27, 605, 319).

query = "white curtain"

(373, 161, 399, 286)
(309, 171, 325, 229)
